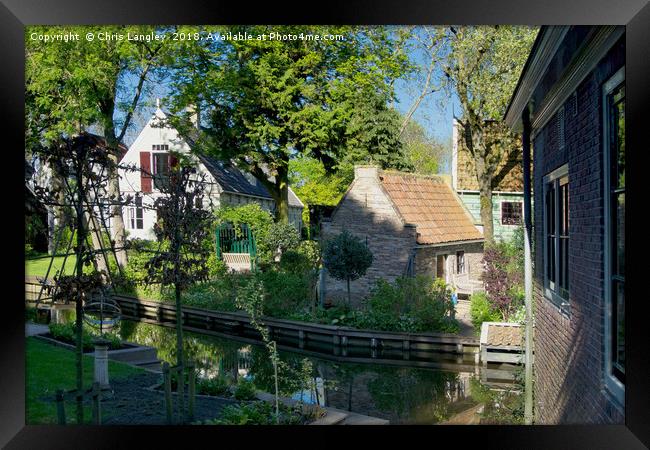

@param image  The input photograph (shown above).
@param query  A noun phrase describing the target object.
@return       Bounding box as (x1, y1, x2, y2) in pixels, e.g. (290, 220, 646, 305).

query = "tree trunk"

(477, 173, 495, 246)
(103, 117, 128, 269)
(86, 212, 109, 276)
(275, 165, 290, 224)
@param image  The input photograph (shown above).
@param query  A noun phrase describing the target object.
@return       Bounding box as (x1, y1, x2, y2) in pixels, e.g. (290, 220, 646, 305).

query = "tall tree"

(400, 118, 448, 175)
(25, 25, 170, 267)
(167, 25, 412, 223)
(442, 26, 537, 244)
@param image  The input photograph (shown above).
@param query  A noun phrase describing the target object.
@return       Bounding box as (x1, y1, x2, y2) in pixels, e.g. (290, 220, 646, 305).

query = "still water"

(111, 319, 523, 424)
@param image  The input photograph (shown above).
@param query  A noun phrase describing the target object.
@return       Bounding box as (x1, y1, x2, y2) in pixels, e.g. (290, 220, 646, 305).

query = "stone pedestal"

(93, 338, 111, 390)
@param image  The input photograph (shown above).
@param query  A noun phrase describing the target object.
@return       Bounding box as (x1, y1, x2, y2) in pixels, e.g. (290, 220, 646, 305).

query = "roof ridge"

(380, 170, 447, 181)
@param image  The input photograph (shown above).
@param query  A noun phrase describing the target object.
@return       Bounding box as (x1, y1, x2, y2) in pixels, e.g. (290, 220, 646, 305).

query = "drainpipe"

(522, 105, 534, 425)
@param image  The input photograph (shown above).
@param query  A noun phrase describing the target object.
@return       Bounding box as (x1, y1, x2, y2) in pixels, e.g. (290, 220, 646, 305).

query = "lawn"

(25, 254, 80, 279)
(26, 337, 144, 424)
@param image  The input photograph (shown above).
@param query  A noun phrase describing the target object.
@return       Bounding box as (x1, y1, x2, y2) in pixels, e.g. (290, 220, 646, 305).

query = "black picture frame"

(4, 1, 649, 448)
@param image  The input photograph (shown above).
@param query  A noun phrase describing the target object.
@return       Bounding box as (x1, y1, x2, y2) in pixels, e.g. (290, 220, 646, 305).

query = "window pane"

(611, 85, 625, 189)
(612, 279, 625, 381)
(546, 186, 555, 283)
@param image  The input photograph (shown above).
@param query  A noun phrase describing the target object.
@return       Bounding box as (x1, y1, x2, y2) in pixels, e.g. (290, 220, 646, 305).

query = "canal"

(111, 318, 523, 424)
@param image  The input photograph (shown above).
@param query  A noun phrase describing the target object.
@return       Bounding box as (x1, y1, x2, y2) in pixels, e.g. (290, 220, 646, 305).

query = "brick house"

(321, 166, 484, 305)
(505, 25, 625, 423)
(117, 106, 303, 241)
(452, 119, 526, 242)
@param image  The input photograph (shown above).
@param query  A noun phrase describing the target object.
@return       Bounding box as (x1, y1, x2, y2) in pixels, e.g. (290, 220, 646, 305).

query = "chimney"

(354, 165, 379, 180)
(187, 104, 200, 129)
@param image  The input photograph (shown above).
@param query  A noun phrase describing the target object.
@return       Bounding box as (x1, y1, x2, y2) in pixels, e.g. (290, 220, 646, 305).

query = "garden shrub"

(266, 221, 301, 258)
(197, 376, 231, 397)
(364, 276, 459, 333)
(322, 230, 373, 306)
(206, 401, 315, 425)
(256, 270, 310, 318)
(482, 233, 525, 322)
(233, 378, 257, 401)
(469, 292, 502, 331)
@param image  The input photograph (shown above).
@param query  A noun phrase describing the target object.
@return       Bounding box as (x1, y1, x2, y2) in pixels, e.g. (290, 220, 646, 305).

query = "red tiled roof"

(380, 172, 483, 245)
(486, 323, 522, 347)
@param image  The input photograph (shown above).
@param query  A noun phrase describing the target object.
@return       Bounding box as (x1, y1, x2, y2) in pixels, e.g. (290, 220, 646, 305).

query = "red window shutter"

(140, 151, 152, 193)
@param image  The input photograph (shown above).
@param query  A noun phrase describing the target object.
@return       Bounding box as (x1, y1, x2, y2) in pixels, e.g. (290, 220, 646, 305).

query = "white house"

(117, 106, 304, 241)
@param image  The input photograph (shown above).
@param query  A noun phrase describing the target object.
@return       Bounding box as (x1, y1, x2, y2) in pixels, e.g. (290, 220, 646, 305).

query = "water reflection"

(112, 320, 522, 424)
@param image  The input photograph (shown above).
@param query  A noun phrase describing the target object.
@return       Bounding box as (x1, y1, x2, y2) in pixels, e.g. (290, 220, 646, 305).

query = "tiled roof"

(380, 172, 483, 245)
(486, 323, 522, 347)
(197, 154, 303, 208)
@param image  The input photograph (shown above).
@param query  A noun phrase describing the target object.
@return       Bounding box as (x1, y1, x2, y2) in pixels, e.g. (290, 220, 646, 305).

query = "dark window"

(544, 166, 569, 310)
(456, 251, 465, 274)
(135, 195, 143, 229)
(501, 202, 523, 225)
(608, 81, 625, 385)
(153, 152, 170, 190)
(129, 195, 144, 230)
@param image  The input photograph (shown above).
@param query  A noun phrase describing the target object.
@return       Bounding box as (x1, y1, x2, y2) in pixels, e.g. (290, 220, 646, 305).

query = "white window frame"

(542, 163, 570, 315)
(602, 65, 625, 405)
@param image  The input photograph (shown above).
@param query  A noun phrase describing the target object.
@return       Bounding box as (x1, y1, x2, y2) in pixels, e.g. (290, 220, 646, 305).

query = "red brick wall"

(531, 36, 625, 424)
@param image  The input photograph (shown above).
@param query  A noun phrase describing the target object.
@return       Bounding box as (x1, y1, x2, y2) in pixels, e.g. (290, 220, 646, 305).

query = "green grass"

(25, 254, 80, 278)
(26, 337, 144, 424)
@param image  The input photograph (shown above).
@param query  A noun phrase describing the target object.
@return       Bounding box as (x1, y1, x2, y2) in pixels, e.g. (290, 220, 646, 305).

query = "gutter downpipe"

(522, 104, 534, 425)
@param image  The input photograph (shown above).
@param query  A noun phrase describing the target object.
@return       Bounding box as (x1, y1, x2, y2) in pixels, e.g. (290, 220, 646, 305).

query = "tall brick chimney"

(354, 165, 380, 180)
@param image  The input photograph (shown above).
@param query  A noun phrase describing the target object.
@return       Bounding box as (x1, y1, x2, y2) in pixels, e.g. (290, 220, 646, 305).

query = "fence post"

(187, 362, 195, 423)
(162, 362, 173, 424)
(91, 382, 101, 425)
(56, 389, 66, 425)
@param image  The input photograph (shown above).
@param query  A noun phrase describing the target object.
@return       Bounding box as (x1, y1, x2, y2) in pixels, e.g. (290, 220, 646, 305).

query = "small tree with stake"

(144, 160, 213, 423)
(322, 230, 373, 307)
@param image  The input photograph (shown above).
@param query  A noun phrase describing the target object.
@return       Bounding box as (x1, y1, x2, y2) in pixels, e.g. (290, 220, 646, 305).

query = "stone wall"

(414, 241, 484, 293)
(531, 34, 625, 424)
(321, 166, 417, 305)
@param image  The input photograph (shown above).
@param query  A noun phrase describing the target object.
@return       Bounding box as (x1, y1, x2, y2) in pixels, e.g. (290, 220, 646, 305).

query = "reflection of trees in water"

(118, 321, 242, 379)
(318, 362, 469, 424)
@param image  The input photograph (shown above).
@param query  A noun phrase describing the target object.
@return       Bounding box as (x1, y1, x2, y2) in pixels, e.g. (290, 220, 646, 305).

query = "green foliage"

(206, 401, 314, 425)
(482, 234, 525, 322)
(48, 322, 122, 351)
(469, 292, 502, 331)
(279, 240, 320, 275)
(322, 230, 373, 304)
(400, 119, 447, 175)
(215, 204, 274, 262)
(364, 276, 459, 333)
(266, 221, 301, 255)
(197, 376, 231, 397)
(206, 253, 228, 279)
(233, 378, 258, 401)
(168, 25, 412, 222)
(288, 156, 353, 208)
(256, 271, 310, 317)
(469, 377, 524, 424)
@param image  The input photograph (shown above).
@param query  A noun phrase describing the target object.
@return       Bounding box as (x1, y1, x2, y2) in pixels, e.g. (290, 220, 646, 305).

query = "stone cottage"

(321, 166, 484, 305)
(452, 119, 527, 243)
(505, 25, 625, 423)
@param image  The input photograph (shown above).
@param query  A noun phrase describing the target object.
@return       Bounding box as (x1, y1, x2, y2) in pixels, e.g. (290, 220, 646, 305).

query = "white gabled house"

(117, 106, 304, 241)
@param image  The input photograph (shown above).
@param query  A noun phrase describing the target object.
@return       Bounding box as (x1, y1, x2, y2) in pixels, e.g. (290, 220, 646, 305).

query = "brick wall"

(321, 167, 417, 305)
(531, 36, 624, 424)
